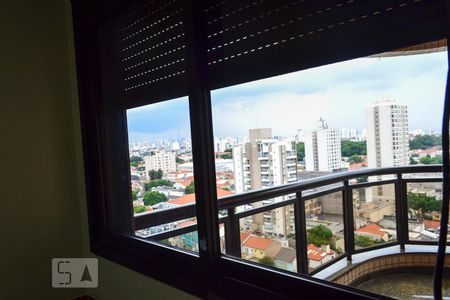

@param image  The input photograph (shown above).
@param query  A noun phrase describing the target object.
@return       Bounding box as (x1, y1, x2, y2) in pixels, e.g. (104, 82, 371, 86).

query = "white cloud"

(127, 52, 447, 142)
(211, 53, 447, 137)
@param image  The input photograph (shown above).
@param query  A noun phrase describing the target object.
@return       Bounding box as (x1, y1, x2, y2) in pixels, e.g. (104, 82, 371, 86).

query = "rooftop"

(274, 248, 296, 263)
(167, 189, 233, 205)
(243, 235, 273, 251)
(307, 244, 334, 262)
(355, 224, 385, 237)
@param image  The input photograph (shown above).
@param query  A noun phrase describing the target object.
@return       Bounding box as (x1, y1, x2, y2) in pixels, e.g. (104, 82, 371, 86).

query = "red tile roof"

(242, 235, 273, 251)
(307, 244, 329, 262)
(179, 178, 194, 187)
(355, 224, 385, 237)
(417, 148, 440, 155)
(168, 193, 196, 205)
(423, 220, 440, 229)
(349, 162, 368, 170)
(178, 220, 197, 228)
(240, 232, 251, 244)
(167, 189, 233, 205)
(216, 189, 233, 198)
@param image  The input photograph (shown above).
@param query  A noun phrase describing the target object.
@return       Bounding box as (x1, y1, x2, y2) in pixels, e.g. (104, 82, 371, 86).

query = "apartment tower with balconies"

(304, 118, 342, 172)
(365, 99, 409, 202)
(233, 128, 297, 238)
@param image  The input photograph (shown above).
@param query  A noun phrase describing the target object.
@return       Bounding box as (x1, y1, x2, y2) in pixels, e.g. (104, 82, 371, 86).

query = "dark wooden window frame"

(71, 0, 446, 298)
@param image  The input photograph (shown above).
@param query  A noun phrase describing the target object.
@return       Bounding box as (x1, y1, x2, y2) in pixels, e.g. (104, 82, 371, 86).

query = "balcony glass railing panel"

(352, 184, 397, 250)
(407, 182, 443, 242)
(305, 191, 345, 273)
(238, 204, 299, 273)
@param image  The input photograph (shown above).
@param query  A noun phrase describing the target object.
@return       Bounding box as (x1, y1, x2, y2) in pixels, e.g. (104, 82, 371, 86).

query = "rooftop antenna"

(317, 117, 328, 129)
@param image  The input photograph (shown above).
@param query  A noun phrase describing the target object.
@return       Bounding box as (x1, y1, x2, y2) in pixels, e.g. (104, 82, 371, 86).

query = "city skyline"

(127, 51, 446, 142)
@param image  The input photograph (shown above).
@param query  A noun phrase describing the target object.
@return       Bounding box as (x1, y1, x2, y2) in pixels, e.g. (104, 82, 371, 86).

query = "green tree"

(341, 141, 367, 157)
(148, 169, 164, 180)
(410, 157, 418, 165)
(143, 191, 167, 206)
(348, 154, 363, 164)
(433, 155, 443, 164)
(133, 206, 147, 214)
(307, 225, 332, 247)
(220, 153, 232, 159)
(130, 156, 143, 167)
(218, 148, 233, 159)
(145, 179, 173, 191)
(132, 190, 139, 200)
(409, 134, 441, 150)
(258, 256, 274, 266)
(185, 181, 195, 194)
(296, 142, 305, 161)
(419, 155, 442, 165)
(356, 176, 368, 183)
(130, 156, 143, 163)
(355, 235, 379, 248)
(176, 157, 184, 164)
(408, 192, 441, 214)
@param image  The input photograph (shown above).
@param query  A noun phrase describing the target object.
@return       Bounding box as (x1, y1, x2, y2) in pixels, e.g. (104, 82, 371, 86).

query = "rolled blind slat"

(98, 0, 188, 108)
(205, 0, 446, 90)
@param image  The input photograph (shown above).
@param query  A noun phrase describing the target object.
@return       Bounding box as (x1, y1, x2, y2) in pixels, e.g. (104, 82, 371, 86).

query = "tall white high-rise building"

(365, 99, 409, 203)
(144, 150, 176, 177)
(359, 128, 368, 141)
(233, 128, 297, 238)
(366, 99, 409, 168)
(304, 118, 342, 172)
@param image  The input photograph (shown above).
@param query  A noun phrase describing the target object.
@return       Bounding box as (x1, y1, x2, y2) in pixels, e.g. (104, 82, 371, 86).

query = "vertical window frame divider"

(183, 0, 222, 265)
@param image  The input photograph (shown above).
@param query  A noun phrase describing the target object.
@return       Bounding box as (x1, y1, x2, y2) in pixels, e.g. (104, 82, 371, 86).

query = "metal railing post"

(294, 191, 308, 274)
(395, 173, 408, 250)
(224, 207, 241, 257)
(343, 180, 355, 260)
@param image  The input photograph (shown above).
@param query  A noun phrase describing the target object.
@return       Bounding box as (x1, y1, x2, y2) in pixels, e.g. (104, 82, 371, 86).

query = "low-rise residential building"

(274, 248, 297, 272)
(171, 220, 198, 252)
(151, 186, 185, 198)
(174, 177, 194, 189)
(355, 224, 389, 242)
(167, 193, 196, 206)
(307, 244, 336, 270)
(177, 162, 195, 172)
(354, 200, 395, 223)
(167, 188, 233, 206)
(163, 171, 193, 182)
(414, 147, 442, 159)
(241, 233, 282, 260)
(349, 161, 368, 170)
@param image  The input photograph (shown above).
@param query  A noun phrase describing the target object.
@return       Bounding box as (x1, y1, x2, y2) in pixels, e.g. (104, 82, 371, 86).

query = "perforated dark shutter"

(98, 0, 188, 108)
(204, 0, 446, 90)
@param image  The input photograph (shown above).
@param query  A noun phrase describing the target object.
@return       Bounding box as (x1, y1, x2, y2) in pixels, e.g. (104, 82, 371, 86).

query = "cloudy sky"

(127, 51, 447, 142)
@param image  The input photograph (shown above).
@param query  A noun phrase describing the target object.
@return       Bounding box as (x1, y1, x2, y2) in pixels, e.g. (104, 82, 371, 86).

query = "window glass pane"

(127, 97, 199, 253)
(238, 204, 299, 273)
(407, 182, 443, 242)
(211, 47, 446, 297)
(305, 192, 345, 273)
(353, 184, 397, 249)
